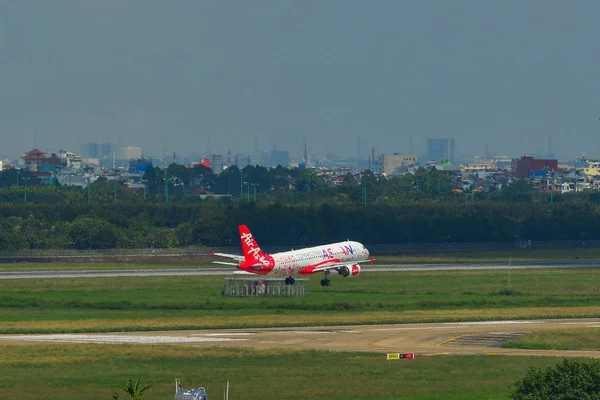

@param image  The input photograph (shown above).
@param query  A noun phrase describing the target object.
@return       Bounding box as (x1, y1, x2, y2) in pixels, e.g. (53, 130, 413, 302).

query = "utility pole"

(240, 169, 243, 198)
(87, 178, 91, 205)
(16, 170, 20, 186)
(164, 168, 169, 203)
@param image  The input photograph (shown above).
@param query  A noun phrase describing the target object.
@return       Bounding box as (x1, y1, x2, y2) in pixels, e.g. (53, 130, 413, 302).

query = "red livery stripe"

(299, 258, 341, 275)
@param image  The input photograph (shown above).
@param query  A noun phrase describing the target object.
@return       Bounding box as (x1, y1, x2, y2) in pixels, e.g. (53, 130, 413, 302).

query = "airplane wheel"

(320, 279, 326, 286)
(289, 278, 295, 285)
(325, 279, 331, 286)
(284, 277, 290, 285)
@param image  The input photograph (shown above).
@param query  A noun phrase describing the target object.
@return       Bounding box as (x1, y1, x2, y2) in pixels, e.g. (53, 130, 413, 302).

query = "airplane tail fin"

(238, 224, 267, 264)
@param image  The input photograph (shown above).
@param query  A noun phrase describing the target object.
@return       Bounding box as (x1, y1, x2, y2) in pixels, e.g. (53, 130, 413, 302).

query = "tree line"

(0, 165, 597, 250)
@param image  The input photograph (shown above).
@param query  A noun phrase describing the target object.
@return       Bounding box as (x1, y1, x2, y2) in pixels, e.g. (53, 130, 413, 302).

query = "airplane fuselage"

(241, 241, 368, 277)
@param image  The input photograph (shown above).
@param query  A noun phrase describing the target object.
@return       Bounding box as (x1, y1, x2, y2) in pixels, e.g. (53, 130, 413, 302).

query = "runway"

(1, 261, 599, 279)
(2, 319, 600, 358)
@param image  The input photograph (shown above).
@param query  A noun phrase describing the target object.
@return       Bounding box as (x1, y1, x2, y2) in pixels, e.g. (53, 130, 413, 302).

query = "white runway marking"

(372, 319, 584, 331)
(0, 334, 248, 344)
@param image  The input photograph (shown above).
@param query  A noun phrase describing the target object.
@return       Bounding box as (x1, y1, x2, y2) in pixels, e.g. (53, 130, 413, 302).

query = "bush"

(511, 359, 600, 399)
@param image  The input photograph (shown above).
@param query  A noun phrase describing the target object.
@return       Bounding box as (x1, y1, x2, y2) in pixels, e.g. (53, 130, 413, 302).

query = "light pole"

(16, 170, 20, 186)
(113, 177, 117, 202)
(142, 179, 147, 200)
(23, 177, 30, 204)
(362, 174, 367, 205)
(244, 181, 250, 203)
(251, 183, 258, 203)
(86, 177, 91, 205)
(240, 169, 243, 199)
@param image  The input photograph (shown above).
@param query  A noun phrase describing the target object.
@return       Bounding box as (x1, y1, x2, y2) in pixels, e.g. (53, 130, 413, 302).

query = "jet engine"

(338, 264, 361, 278)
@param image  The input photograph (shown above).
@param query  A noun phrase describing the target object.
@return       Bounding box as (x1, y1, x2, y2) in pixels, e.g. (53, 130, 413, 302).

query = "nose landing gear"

(284, 277, 295, 285)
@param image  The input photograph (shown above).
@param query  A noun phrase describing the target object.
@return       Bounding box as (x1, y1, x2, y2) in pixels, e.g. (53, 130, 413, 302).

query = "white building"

(121, 146, 142, 160)
(378, 153, 417, 175)
(58, 150, 83, 169)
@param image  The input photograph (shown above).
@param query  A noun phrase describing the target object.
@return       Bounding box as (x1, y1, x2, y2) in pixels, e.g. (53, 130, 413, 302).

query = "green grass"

(505, 328, 600, 351)
(2, 269, 600, 333)
(0, 344, 563, 399)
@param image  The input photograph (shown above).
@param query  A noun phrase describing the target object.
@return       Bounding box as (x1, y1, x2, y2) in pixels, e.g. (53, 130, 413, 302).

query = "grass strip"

(0, 344, 564, 400)
(504, 328, 600, 351)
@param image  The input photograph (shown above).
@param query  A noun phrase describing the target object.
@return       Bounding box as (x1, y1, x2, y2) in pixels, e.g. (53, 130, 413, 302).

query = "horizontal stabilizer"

(212, 261, 239, 266)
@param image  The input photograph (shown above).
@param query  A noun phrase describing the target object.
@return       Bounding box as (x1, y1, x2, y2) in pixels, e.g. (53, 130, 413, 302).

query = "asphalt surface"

(1, 261, 600, 279)
(2, 319, 600, 357)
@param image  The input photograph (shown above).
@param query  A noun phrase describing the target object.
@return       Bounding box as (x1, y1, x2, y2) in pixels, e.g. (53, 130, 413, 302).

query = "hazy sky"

(2, 0, 600, 160)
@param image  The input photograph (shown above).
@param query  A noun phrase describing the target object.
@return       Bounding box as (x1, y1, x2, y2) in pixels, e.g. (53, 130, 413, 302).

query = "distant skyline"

(2, 1, 600, 160)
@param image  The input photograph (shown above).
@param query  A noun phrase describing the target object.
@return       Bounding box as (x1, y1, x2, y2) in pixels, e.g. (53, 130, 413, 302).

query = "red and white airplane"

(213, 225, 374, 286)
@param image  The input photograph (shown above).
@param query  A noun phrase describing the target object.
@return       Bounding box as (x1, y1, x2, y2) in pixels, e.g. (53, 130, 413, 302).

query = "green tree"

(511, 359, 600, 400)
(119, 377, 152, 400)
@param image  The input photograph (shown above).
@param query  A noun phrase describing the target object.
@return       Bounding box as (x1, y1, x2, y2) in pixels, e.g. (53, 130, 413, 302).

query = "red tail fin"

(239, 225, 266, 262)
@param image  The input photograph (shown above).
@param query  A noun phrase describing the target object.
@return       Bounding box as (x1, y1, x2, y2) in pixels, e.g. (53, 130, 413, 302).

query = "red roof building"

(21, 149, 46, 171)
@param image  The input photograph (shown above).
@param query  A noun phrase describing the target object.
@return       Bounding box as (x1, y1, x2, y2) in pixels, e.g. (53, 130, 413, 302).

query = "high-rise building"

(427, 138, 455, 163)
(84, 142, 113, 159)
(121, 146, 142, 160)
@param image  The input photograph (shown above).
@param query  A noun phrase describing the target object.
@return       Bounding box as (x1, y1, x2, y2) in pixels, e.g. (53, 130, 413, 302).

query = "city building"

(378, 154, 417, 175)
(21, 149, 46, 171)
(58, 150, 83, 169)
(511, 155, 559, 179)
(263, 150, 290, 167)
(128, 158, 153, 174)
(427, 138, 455, 163)
(211, 154, 223, 174)
(83, 142, 113, 159)
(120, 146, 142, 160)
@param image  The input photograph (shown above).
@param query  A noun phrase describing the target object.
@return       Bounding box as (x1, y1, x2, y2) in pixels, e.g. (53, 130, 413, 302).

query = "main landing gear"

(320, 270, 331, 287)
(284, 277, 295, 285)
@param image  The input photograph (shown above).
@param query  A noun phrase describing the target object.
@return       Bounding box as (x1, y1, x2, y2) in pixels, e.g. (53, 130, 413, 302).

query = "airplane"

(212, 224, 374, 286)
